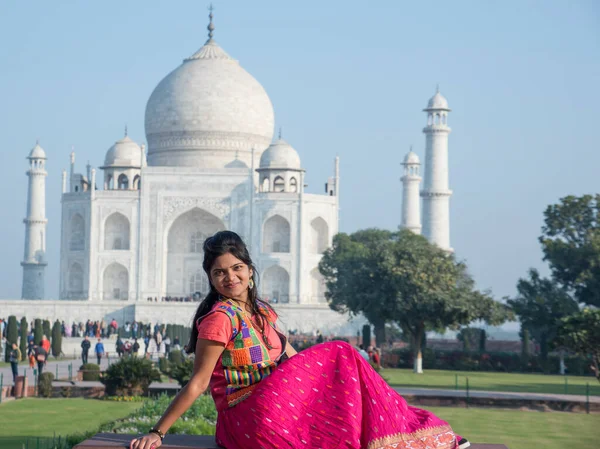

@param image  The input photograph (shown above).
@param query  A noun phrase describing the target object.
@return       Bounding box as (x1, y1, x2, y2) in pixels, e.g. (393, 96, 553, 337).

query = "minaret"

(21, 142, 48, 299)
(420, 87, 452, 251)
(401, 147, 422, 234)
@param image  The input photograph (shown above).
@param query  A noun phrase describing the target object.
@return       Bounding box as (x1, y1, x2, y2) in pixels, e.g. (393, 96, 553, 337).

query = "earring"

(248, 279, 254, 289)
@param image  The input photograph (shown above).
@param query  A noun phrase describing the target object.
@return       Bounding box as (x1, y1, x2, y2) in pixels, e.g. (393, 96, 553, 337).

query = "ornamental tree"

(320, 229, 510, 373)
(540, 194, 600, 307)
(19, 317, 28, 361)
(556, 308, 600, 382)
(508, 268, 579, 363)
(51, 320, 62, 357)
(4, 316, 18, 362)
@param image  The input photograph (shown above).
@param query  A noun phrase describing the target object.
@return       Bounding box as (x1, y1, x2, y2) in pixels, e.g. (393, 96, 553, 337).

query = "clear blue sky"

(0, 0, 598, 302)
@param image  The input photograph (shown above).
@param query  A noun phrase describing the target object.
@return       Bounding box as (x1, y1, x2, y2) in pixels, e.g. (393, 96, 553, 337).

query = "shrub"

(158, 357, 171, 375)
(4, 316, 18, 362)
(38, 372, 54, 398)
(101, 356, 160, 396)
(52, 320, 62, 357)
(19, 317, 28, 361)
(80, 363, 101, 381)
(171, 358, 194, 387)
(168, 349, 184, 365)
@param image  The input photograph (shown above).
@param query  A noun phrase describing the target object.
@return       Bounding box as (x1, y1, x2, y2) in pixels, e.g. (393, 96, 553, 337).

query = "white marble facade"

(56, 22, 340, 322)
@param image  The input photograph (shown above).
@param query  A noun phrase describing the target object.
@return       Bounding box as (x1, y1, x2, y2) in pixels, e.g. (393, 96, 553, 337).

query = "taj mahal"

(5, 12, 454, 335)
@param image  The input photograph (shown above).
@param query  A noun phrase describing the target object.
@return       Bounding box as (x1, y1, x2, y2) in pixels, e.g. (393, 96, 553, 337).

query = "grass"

(426, 406, 597, 449)
(0, 398, 142, 449)
(383, 368, 600, 396)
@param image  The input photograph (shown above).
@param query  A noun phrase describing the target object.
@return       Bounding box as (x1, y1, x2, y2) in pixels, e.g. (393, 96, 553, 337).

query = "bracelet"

(149, 428, 165, 441)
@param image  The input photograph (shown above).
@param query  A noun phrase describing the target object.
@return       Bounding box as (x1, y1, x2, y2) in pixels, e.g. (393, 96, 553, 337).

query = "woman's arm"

(285, 341, 298, 357)
(130, 338, 225, 449)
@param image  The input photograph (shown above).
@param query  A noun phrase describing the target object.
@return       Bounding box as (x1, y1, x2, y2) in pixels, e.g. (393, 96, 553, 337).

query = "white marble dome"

(28, 143, 46, 159)
(425, 90, 450, 111)
(260, 138, 301, 170)
(144, 38, 275, 168)
(403, 150, 420, 164)
(103, 136, 142, 167)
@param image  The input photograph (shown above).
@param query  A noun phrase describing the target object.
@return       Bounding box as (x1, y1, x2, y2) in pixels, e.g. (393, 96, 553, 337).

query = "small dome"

(425, 90, 450, 111)
(403, 151, 420, 164)
(28, 143, 46, 159)
(103, 136, 142, 167)
(259, 139, 301, 170)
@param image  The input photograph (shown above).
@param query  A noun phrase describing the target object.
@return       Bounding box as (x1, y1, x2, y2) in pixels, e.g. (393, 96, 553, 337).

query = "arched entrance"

(166, 208, 225, 297)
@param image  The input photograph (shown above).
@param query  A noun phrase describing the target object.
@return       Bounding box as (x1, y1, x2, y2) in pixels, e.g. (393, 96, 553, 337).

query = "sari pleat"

(216, 341, 458, 449)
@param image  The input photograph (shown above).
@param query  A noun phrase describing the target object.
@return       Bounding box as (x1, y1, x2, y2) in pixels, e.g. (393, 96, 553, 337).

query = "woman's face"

(209, 252, 253, 301)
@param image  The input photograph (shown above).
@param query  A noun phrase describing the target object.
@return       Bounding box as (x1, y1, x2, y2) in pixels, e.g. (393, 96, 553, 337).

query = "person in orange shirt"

(40, 335, 51, 353)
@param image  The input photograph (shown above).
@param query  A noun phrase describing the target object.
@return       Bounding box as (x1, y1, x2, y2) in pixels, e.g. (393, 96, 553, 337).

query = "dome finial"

(278, 126, 282, 140)
(207, 3, 215, 42)
(410, 144, 413, 152)
(36, 138, 40, 145)
(436, 83, 440, 94)
(124, 124, 128, 137)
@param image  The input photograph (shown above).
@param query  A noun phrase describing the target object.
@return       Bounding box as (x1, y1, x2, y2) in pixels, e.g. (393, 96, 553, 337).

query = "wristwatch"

(149, 428, 165, 441)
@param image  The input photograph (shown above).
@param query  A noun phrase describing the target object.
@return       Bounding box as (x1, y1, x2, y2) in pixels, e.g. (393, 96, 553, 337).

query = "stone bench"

(75, 433, 508, 449)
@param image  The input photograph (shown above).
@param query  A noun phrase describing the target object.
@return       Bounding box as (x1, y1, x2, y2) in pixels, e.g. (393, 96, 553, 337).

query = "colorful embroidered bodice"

(206, 299, 287, 407)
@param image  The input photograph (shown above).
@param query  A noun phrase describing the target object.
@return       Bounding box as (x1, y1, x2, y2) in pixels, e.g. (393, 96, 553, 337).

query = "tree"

(556, 308, 600, 382)
(362, 324, 372, 348)
(4, 316, 18, 362)
(43, 320, 51, 339)
(540, 194, 600, 307)
(319, 229, 397, 347)
(19, 317, 28, 361)
(51, 320, 62, 357)
(508, 268, 579, 364)
(457, 327, 485, 352)
(320, 229, 510, 373)
(34, 319, 43, 345)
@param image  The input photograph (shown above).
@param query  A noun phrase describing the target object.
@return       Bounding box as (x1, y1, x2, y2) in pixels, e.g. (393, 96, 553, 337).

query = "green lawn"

(426, 406, 597, 449)
(383, 368, 600, 396)
(0, 398, 142, 449)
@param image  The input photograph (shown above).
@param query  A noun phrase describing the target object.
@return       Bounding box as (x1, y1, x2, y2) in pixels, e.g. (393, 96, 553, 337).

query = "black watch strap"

(149, 428, 165, 441)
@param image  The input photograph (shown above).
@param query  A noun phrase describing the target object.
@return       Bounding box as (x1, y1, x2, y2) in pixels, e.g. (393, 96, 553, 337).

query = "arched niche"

(262, 215, 291, 253)
(104, 212, 130, 250)
(262, 265, 290, 304)
(69, 214, 85, 251)
(166, 208, 225, 297)
(103, 262, 129, 300)
(310, 267, 327, 303)
(310, 217, 329, 254)
(68, 262, 84, 295)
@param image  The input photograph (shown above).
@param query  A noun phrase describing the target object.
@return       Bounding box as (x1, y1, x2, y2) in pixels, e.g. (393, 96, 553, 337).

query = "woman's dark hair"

(185, 230, 273, 353)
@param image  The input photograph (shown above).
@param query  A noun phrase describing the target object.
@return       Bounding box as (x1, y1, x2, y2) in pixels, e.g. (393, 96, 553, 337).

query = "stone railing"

(75, 433, 509, 449)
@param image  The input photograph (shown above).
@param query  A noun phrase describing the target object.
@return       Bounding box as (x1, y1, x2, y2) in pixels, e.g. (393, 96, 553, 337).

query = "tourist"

(40, 335, 50, 354)
(172, 337, 181, 351)
(358, 344, 370, 361)
(95, 338, 105, 366)
(81, 336, 91, 364)
(373, 346, 382, 370)
(132, 339, 140, 357)
(116, 336, 124, 358)
(132, 321, 138, 339)
(27, 339, 35, 368)
(9, 342, 21, 384)
(33, 343, 47, 376)
(130, 231, 469, 449)
(164, 335, 171, 356)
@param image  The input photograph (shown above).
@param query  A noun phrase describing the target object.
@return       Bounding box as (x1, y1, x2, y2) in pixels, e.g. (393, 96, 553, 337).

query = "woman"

(131, 231, 469, 449)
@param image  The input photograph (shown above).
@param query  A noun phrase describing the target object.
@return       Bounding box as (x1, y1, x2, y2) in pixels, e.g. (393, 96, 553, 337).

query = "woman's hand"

(129, 433, 162, 449)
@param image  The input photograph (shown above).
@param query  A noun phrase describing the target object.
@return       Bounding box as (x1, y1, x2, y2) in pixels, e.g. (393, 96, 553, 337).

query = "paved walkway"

(391, 386, 600, 404)
(0, 356, 113, 386)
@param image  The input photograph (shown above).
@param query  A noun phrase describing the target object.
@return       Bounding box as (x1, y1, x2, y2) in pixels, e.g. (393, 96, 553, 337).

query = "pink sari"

(216, 341, 458, 449)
